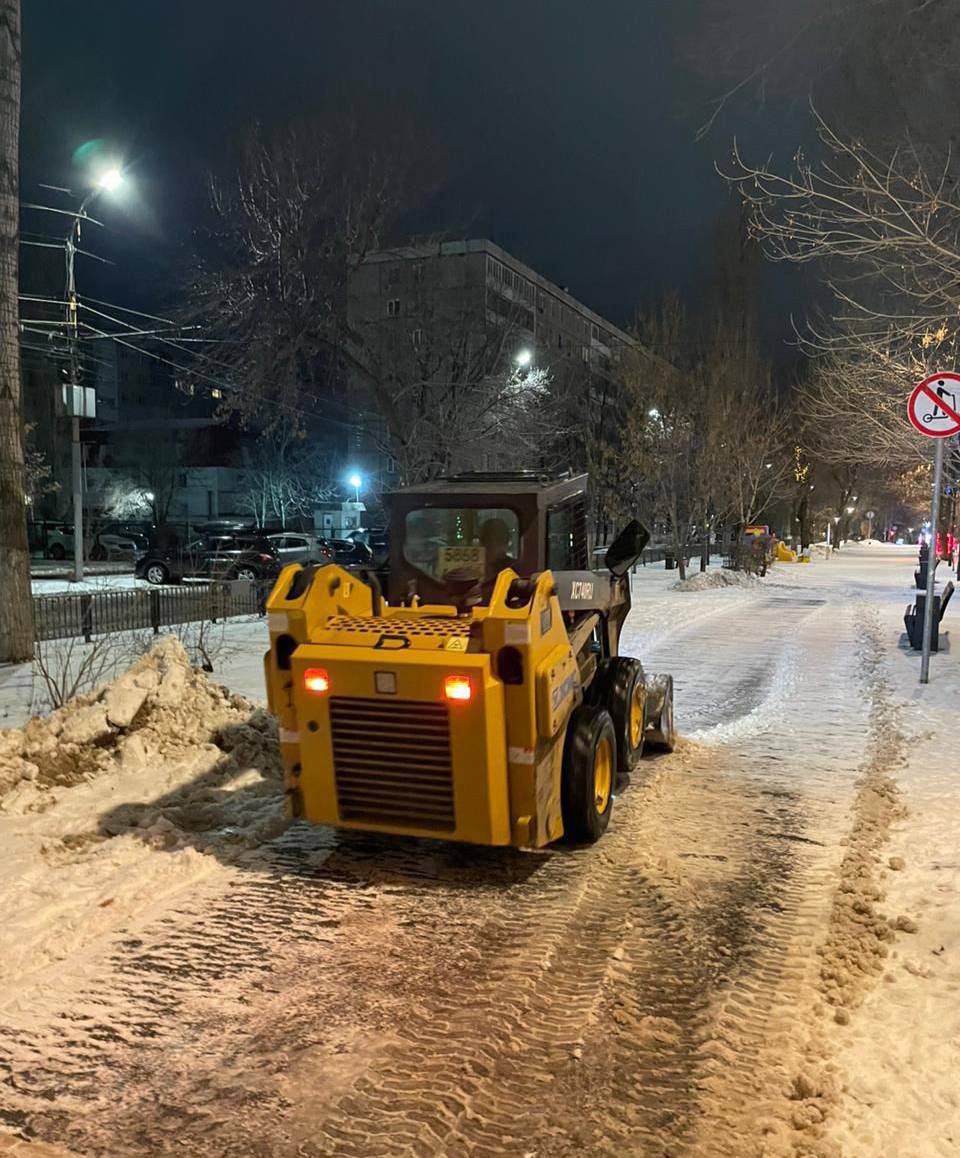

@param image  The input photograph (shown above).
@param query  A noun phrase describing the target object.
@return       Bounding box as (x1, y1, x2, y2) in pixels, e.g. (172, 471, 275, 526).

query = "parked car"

(135, 534, 281, 585)
(90, 522, 150, 560)
(329, 537, 375, 566)
(266, 532, 334, 566)
(45, 523, 146, 561)
(44, 525, 75, 560)
(196, 520, 258, 536)
(346, 527, 389, 568)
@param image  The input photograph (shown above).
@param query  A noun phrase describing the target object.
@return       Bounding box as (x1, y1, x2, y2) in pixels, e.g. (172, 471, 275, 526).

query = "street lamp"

(65, 164, 128, 581)
(347, 472, 363, 503)
(514, 348, 533, 369)
(95, 166, 124, 194)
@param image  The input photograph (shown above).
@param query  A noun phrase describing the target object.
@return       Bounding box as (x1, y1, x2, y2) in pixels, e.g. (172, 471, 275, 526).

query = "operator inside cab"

(401, 505, 524, 605)
(479, 516, 517, 580)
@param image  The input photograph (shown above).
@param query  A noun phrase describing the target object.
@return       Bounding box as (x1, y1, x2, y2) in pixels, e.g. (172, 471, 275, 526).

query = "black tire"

(90, 543, 107, 561)
(233, 565, 258, 582)
(561, 703, 618, 844)
(49, 542, 65, 560)
(645, 673, 676, 753)
(144, 562, 169, 586)
(589, 656, 646, 773)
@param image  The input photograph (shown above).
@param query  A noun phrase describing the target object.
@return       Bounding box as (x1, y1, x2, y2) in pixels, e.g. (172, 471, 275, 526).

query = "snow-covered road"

(0, 545, 956, 1156)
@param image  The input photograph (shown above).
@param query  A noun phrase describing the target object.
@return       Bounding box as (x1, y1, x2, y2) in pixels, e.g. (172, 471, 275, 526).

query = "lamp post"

(347, 472, 362, 504)
(64, 166, 125, 581)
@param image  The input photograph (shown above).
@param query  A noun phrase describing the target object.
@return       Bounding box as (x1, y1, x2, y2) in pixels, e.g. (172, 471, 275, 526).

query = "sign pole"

(920, 434, 945, 683)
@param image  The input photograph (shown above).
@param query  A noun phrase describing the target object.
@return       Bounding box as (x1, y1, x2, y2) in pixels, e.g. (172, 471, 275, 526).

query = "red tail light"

(444, 675, 472, 702)
(259, 553, 272, 562)
(304, 667, 330, 695)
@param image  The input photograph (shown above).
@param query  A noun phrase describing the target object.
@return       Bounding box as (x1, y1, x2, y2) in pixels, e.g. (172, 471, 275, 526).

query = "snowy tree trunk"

(672, 500, 686, 581)
(0, 0, 31, 662)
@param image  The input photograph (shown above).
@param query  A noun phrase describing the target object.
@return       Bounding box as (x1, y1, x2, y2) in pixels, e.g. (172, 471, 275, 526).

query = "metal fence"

(33, 582, 267, 643)
(592, 545, 703, 570)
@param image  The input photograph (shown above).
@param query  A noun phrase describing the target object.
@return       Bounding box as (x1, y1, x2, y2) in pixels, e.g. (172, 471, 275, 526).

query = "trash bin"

(664, 552, 677, 570)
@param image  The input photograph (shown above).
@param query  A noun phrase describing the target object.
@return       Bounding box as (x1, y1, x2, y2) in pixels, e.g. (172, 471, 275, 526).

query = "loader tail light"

(304, 667, 330, 695)
(444, 675, 472, 702)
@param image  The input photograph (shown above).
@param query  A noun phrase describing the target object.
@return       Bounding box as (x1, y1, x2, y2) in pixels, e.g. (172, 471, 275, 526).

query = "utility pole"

(51, 173, 121, 580)
(65, 207, 84, 580)
(0, 0, 33, 663)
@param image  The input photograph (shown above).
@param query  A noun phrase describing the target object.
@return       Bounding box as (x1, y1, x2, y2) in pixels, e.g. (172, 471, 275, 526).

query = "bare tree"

(618, 296, 720, 580)
(237, 434, 340, 528)
(0, 0, 29, 662)
(725, 111, 960, 471)
(185, 118, 412, 436)
(687, 0, 960, 148)
(23, 422, 60, 510)
(32, 633, 129, 712)
(99, 476, 153, 521)
(699, 299, 791, 531)
(356, 294, 558, 484)
(109, 435, 181, 524)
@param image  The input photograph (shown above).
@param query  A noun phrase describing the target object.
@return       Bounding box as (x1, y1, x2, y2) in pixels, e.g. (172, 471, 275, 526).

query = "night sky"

(21, 0, 809, 351)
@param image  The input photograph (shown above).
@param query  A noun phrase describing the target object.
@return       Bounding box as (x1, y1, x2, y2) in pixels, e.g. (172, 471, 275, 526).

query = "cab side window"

(546, 499, 588, 570)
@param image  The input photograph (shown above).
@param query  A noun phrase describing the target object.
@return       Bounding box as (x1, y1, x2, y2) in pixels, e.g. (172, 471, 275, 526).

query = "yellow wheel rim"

(594, 736, 613, 814)
(629, 683, 644, 749)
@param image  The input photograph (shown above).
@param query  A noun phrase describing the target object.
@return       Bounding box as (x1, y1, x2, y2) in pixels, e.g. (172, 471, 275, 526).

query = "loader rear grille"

(329, 697, 455, 831)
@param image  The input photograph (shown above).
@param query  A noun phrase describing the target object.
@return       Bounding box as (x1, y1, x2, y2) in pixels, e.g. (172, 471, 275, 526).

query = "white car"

(46, 525, 145, 561)
(266, 533, 334, 566)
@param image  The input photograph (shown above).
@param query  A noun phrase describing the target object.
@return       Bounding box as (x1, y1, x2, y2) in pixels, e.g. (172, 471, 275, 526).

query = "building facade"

(346, 239, 640, 484)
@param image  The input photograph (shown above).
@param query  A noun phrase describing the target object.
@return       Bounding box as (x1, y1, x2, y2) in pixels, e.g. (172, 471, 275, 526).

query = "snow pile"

(671, 569, 761, 592)
(0, 636, 266, 806)
(0, 639, 287, 994)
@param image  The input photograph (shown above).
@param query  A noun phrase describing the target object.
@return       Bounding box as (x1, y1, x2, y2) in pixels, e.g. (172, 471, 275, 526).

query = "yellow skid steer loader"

(264, 472, 674, 848)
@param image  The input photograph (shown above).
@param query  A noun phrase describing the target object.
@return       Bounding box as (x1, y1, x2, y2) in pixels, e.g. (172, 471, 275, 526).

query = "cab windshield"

(403, 507, 521, 585)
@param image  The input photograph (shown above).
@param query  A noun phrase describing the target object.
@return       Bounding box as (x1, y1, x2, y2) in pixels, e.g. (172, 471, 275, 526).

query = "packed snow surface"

(0, 637, 285, 992)
(671, 568, 762, 592)
(0, 543, 957, 1156)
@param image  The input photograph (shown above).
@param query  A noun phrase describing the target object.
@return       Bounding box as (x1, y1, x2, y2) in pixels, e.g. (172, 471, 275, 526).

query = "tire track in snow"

(0, 584, 867, 1156)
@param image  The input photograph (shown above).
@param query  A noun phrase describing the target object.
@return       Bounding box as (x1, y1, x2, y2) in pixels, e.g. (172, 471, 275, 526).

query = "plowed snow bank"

(0, 638, 286, 998)
(671, 569, 762, 592)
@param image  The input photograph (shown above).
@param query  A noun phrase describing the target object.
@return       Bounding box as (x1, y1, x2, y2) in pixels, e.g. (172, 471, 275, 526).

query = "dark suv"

(135, 534, 280, 586)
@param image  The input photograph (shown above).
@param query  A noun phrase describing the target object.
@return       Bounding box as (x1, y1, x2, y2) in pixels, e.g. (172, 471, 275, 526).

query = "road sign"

(911, 371, 959, 683)
(908, 372, 960, 438)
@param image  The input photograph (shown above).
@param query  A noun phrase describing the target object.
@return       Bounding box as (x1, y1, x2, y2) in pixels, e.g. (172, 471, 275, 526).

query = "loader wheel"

(590, 657, 646, 773)
(645, 673, 676, 753)
(561, 704, 617, 844)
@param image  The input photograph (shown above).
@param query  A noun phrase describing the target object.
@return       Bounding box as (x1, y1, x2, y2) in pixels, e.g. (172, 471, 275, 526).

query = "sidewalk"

(30, 562, 133, 579)
(825, 557, 960, 1156)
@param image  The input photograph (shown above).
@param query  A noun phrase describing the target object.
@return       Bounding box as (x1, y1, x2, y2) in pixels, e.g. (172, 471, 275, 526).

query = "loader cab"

(385, 471, 591, 606)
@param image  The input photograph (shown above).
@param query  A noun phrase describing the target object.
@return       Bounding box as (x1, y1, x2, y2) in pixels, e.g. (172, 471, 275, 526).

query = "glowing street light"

(347, 472, 363, 502)
(514, 348, 533, 368)
(94, 166, 125, 194)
